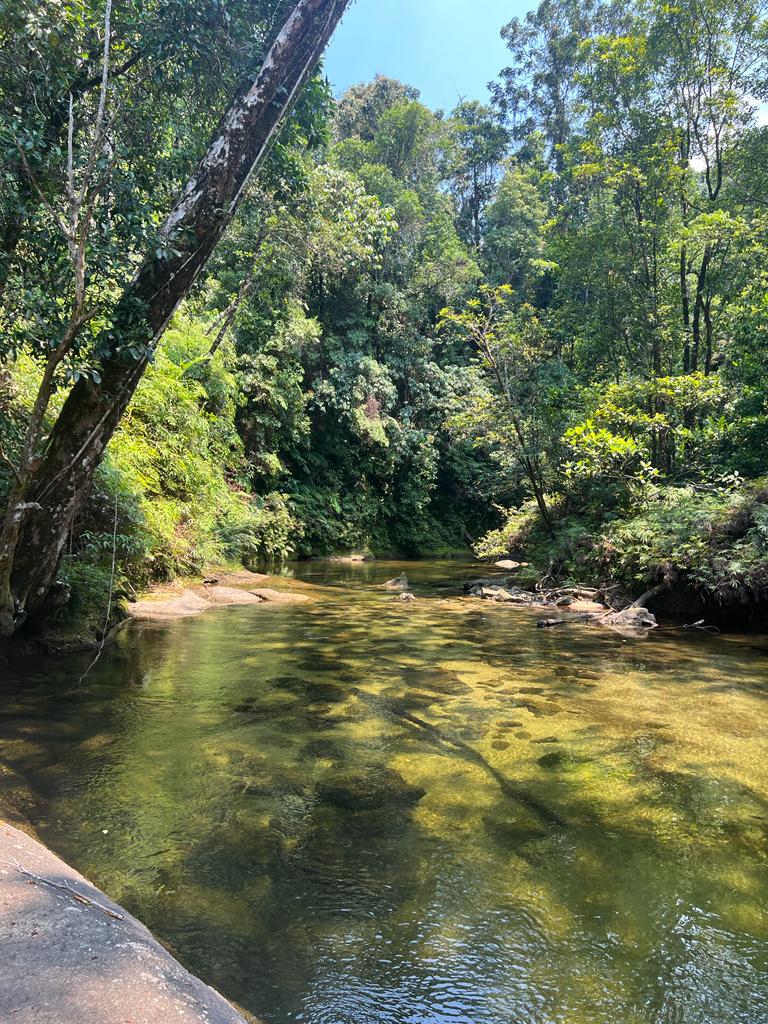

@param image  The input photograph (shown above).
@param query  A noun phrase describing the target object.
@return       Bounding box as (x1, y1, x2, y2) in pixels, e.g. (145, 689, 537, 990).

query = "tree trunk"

(703, 294, 714, 375)
(690, 246, 712, 374)
(680, 245, 690, 372)
(0, 215, 23, 304)
(3, 0, 351, 633)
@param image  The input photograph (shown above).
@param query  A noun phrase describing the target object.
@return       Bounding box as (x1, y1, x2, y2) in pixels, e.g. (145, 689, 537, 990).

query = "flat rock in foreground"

(129, 587, 263, 619)
(0, 822, 252, 1024)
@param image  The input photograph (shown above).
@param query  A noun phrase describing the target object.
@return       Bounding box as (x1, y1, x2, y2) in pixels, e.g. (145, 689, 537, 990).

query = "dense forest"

(2, 0, 768, 641)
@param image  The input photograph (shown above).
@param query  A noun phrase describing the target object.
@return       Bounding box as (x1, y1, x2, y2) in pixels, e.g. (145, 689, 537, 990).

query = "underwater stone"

(317, 767, 426, 811)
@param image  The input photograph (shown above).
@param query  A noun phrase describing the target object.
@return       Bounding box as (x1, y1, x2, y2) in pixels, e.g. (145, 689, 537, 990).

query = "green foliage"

(216, 492, 302, 565)
(595, 482, 768, 600)
(53, 559, 116, 636)
(4, 0, 768, 625)
(473, 501, 542, 561)
(2, 310, 301, 618)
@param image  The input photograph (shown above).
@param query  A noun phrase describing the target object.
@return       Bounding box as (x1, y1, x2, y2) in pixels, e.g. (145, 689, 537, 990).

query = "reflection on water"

(1, 560, 767, 1024)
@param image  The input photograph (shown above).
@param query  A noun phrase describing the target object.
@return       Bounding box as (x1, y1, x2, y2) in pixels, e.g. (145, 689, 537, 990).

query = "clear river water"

(1, 560, 767, 1024)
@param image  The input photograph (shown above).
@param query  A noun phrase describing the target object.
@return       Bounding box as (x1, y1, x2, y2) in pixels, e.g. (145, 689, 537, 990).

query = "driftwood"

(629, 584, 667, 608)
(468, 577, 659, 634)
(682, 619, 720, 634)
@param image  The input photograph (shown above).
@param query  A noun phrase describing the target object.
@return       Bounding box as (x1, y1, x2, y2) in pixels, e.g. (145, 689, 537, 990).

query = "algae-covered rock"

(421, 673, 471, 696)
(317, 767, 426, 811)
(537, 750, 567, 770)
(483, 815, 546, 847)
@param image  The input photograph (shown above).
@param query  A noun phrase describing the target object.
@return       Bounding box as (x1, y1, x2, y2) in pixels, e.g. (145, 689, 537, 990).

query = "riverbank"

(0, 820, 254, 1024)
(5, 567, 315, 654)
(126, 568, 312, 622)
(478, 483, 768, 631)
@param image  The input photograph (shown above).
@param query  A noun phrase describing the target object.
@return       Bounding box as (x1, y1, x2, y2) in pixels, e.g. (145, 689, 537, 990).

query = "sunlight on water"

(1, 561, 767, 1023)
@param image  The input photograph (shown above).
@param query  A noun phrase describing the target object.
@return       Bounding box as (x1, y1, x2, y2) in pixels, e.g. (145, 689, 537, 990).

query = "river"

(1, 560, 767, 1023)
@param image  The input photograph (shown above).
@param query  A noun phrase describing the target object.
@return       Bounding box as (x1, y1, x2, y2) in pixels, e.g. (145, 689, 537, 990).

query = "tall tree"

(447, 101, 510, 248)
(0, 0, 352, 635)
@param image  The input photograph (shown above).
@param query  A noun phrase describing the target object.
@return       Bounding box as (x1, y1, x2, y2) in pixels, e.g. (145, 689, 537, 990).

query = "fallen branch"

(4, 860, 124, 920)
(682, 619, 720, 634)
(630, 584, 667, 608)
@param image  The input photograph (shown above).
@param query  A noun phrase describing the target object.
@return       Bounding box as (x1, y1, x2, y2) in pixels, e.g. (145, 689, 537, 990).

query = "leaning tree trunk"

(6, 0, 351, 632)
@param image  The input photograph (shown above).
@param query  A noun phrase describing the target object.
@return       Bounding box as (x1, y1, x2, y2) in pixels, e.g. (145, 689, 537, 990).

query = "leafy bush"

(1, 310, 304, 630)
(594, 481, 768, 601)
(474, 500, 542, 560)
(216, 492, 302, 564)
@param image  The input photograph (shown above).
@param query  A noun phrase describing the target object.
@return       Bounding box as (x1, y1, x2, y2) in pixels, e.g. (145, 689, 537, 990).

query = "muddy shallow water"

(1, 560, 767, 1024)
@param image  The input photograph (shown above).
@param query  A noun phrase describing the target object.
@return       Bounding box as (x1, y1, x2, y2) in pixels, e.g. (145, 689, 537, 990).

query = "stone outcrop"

(382, 576, 410, 591)
(249, 588, 310, 604)
(127, 572, 311, 621)
(129, 587, 262, 620)
(0, 822, 254, 1024)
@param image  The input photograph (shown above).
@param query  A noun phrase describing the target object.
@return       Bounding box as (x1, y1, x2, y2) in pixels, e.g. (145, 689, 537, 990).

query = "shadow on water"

(1, 559, 767, 1024)
(351, 686, 569, 828)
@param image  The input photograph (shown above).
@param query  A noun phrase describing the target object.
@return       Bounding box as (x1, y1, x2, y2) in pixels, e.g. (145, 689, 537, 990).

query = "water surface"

(1, 560, 767, 1023)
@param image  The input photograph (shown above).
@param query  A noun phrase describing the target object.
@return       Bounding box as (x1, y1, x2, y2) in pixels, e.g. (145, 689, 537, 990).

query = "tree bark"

(680, 245, 690, 372)
(4, 0, 352, 632)
(703, 293, 714, 375)
(690, 245, 712, 374)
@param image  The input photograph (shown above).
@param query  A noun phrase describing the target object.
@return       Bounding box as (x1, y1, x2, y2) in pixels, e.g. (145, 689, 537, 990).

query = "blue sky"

(324, 0, 534, 112)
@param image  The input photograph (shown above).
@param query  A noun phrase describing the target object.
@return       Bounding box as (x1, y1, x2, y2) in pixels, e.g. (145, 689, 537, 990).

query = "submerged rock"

(317, 767, 426, 812)
(420, 673, 471, 696)
(272, 676, 347, 704)
(537, 750, 567, 770)
(302, 738, 347, 762)
(517, 699, 562, 717)
(483, 815, 547, 847)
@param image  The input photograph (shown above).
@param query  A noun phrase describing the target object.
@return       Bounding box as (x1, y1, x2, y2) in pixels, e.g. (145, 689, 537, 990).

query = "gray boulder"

(383, 576, 410, 591)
